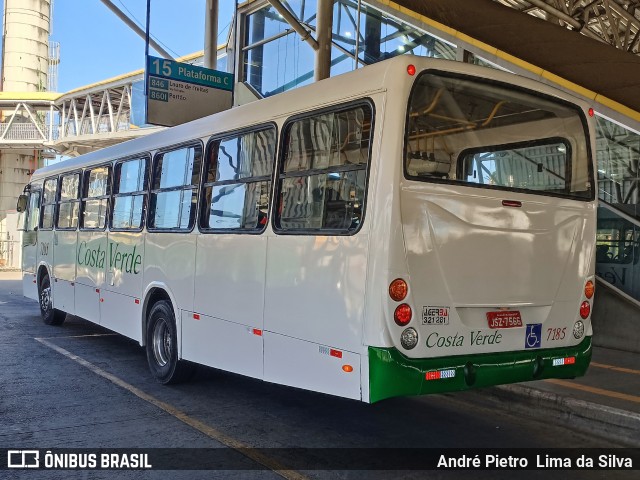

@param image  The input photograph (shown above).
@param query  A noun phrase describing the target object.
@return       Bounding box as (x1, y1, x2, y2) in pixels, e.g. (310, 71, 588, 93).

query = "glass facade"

(239, 1, 640, 300)
(596, 115, 640, 220)
(242, 0, 455, 97)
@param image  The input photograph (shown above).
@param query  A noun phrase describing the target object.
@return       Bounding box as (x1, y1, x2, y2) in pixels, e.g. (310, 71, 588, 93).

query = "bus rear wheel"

(39, 274, 66, 326)
(145, 300, 194, 384)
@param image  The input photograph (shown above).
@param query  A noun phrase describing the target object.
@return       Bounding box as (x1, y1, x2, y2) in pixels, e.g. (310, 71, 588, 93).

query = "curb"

(467, 384, 640, 446)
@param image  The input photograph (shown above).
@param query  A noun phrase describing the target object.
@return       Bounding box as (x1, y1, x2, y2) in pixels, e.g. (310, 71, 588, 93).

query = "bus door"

(21, 188, 41, 300)
(101, 156, 148, 342)
(52, 172, 81, 315)
(75, 166, 111, 325)
(37, 177, 57, 301)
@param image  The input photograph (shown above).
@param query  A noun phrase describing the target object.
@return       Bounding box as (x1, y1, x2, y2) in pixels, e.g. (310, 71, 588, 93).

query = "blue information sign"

(147, 56, 233, 91)
(145, 55, 234, 127)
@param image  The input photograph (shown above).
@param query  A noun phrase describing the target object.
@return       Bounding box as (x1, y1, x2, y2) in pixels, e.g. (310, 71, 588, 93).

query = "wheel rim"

(152, 317, 171, 367)
(40, 283, 51, 314)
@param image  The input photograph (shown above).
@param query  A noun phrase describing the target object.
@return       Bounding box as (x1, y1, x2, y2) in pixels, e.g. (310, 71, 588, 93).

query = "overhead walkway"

(0, 51, 208, 157)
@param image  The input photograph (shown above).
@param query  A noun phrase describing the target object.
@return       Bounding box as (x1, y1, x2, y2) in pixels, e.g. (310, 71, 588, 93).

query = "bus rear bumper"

(368, 336, 591, 403)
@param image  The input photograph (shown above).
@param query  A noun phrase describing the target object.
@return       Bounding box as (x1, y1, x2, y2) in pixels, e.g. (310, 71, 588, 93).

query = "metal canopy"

(495, 0, 640, 55)
(392, 0, 640, 118)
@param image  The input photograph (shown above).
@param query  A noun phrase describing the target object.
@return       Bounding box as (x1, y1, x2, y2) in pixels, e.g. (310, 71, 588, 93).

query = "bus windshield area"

(405, 72, 593, 200)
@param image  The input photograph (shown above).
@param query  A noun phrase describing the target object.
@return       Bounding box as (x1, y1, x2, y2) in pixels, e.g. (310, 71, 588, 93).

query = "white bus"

(17, 56, 596, 403)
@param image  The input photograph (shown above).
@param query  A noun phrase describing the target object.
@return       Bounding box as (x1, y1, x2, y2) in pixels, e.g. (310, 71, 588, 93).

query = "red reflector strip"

(330, 349, 342, 359)
(252, 328, 262, 336)
(502, 200, 522, 208)
(552, 356, 576, 366)
(134, 298, 140, 304)
(426, 370, 441, 381)
(193, 314, 200, 320)
(425, 368, 456, 381)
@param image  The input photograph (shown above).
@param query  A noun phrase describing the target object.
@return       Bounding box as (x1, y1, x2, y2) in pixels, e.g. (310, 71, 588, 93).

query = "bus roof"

(31, 55, 590, 182)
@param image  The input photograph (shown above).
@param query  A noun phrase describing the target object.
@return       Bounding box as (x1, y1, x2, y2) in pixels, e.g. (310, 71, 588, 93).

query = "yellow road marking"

(35, 337, 309, 480)
(545, 379, 640, 404)
(591, 361, 640, 376)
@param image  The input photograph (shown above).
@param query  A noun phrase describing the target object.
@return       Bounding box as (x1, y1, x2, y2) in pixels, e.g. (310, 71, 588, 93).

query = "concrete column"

(204, 0, 219, 69)
(315, 0, 333, 81)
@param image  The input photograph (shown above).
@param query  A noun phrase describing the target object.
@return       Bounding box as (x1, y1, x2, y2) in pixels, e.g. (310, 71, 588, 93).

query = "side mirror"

(16, 194, 28, 213)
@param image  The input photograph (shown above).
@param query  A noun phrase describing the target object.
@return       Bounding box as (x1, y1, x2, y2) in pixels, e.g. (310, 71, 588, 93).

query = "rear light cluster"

(389, 278, 418, 350)
(552, 356, 576, 367)
(574, 279, 594, 339)
(425, 368, 456, 381)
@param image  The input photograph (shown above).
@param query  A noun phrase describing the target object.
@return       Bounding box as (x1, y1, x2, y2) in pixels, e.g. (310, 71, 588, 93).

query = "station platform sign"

(145, 55, 233, 127)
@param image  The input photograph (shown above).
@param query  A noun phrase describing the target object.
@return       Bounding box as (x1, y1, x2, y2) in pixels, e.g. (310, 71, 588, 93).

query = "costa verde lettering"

(77, 241, 142, 274)
(426, 330, 503, 348)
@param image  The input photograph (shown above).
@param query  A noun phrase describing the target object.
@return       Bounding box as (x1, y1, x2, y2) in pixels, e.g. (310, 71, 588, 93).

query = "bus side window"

(40, 177, 58, 230)
(200, 126, 276, 232)
(111, 157, 149, 231)
(21, 191, 41, 245)
(56, 172, 81, 230)
(275, 103, 372, 233)
(81, 166, 111, 230)
(149, 143, 202, 231)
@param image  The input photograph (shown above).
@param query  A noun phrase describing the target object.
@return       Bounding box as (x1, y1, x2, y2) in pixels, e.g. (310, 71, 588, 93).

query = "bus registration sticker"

(486, 311, 522, 329)
(422, 306, 449, 325)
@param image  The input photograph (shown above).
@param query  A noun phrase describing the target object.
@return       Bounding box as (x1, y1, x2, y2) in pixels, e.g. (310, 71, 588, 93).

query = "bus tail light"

(389, 278, 408, 301)
(394, 304, 412, 325)
(579, 301, 590, 319)
(584, 280, 594, 299)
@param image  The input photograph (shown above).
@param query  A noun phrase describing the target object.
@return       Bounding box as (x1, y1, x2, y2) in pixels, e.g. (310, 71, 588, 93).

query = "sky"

(1, 0, 236, 92)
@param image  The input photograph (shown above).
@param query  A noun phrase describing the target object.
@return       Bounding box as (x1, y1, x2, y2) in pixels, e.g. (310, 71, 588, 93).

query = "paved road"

(0, 272, 635, 479)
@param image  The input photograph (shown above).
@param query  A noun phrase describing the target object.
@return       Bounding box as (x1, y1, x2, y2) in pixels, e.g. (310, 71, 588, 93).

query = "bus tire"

(39, 274, 66, 326)
(145, 300, 194, 384)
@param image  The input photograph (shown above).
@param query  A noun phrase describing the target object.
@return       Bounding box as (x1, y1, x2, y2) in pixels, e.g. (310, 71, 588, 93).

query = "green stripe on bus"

(368, 337, 591, 403)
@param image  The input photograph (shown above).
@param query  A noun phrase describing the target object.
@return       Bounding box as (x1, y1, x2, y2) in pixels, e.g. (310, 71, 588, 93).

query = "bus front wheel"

(145, 300, 194, 384)
(39, 274, 66, 326)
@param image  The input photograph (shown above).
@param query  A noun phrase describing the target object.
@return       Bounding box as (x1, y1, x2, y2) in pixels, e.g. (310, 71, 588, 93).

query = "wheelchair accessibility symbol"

(525, 324, 542, 349)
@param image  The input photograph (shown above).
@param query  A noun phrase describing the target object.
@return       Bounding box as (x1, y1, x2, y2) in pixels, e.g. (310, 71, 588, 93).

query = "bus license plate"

(486, 311, 522, 329)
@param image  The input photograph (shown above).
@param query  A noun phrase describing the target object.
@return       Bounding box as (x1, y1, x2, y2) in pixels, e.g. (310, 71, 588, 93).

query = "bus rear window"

(405, 72, 593, 200)
(460, 139, 571, 195)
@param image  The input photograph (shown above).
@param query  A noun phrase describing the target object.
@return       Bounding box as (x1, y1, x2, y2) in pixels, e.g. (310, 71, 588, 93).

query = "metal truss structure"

(495, 0, 640, 54)
(0, 74, 162, 157)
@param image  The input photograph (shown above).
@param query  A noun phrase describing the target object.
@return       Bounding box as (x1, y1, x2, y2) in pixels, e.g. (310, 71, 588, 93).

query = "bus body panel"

(263, 234, 368, 353)
(37, 228, 54, 290)
(75, 230, 108, 324)
(263, 331, 361, 401)
(52, 230, 77, 315)
(100, 289, 143, 342)
(22, 273, 38, 301)
(75, 283, 101, 324)
(181, 310, 264, 379)
(193, 234, 267, 329)
(102, 231, 145, 334)
(399, 186, 595, 357)
(144, 232, 196, 314)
